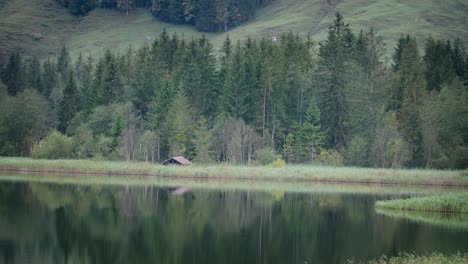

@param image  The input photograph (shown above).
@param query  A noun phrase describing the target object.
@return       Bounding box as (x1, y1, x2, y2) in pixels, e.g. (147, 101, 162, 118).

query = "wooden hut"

(162, 156, 192, 166)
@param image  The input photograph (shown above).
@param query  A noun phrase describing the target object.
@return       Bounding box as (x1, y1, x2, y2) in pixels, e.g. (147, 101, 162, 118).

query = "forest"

(0, 13, 467, 169)
(55, 0, 274, 32)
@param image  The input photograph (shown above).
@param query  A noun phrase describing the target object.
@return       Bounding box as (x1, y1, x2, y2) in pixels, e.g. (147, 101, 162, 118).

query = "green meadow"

(1, 0, 467, 58)
(0, 158, 467, 190)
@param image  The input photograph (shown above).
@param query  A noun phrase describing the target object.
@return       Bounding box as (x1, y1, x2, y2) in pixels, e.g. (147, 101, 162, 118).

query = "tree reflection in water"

(0, 182, 466, 264)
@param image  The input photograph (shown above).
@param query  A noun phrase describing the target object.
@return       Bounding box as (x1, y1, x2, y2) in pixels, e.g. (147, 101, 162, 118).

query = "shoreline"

(0, 158, 467, 189)
(1, 166, 468, 188)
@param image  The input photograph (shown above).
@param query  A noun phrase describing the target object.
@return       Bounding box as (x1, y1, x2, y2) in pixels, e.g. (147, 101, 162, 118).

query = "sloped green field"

(1, 0, 467, 58)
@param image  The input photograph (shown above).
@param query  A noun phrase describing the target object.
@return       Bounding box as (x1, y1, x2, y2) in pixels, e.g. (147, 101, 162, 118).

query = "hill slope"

(1, 0, 467, 58)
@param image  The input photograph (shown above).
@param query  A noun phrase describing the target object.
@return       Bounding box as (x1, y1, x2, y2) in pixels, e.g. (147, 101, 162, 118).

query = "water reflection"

(0, 182, 466, 264)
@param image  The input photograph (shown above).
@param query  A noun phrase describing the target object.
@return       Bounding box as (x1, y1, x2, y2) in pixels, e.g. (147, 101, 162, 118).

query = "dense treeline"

(0, 13, 467, 168)
(56, 0, 273, 32)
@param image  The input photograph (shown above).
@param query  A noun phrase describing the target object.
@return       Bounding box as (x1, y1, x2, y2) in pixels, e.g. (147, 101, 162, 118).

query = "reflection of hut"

(162, 156, 192, 166)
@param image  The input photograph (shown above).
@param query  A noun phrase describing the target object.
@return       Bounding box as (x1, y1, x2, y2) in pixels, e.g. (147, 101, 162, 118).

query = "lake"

(0, 181, 467, 263)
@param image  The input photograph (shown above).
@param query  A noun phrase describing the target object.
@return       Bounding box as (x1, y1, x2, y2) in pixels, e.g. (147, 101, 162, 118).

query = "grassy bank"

(0, 157, 467, 188)
(375, 208, 468, 230)
(375, 193, 468, 213)
(352, 253, 468, 264)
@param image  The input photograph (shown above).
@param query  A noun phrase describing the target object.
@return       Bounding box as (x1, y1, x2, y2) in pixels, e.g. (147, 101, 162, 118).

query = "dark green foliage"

(316, 12, 355, 149)
(57, 0, 272, 31)
(56, 0, 97, 15)
(1, 13, 466, 168)
(424, 37, 456, 91)
(192, 117, 214, 163)
(41, 58, 57, 98)
(2, 51, 24, 96)
(27, 57, 42, 93)
(0, 90, 49, 156)
(31, 131, 74, 159)
(58, 71, 79, 133)
(396, 37, 426, 166)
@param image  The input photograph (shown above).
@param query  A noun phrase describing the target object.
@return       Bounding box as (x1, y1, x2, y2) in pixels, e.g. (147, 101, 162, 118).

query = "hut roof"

(162, 156, 192, 165)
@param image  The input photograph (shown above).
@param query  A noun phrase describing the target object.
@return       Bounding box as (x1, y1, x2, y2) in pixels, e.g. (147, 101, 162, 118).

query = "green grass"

(350, 252, 468, 264)
(375, 208, 468, 230)
(0, 158, 467, 191)
(375, 193, 468, 213)
(1, 0, 467, 58)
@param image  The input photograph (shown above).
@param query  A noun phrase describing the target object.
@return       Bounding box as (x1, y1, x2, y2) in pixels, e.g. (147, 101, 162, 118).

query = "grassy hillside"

(1, 0, 467, 58)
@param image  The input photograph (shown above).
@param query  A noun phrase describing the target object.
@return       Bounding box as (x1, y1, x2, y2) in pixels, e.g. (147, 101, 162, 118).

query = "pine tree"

(316, 12, 354, 149)
(452, 37, 467, 79)
(283, 133, 295, 163)
(195, 0, 217, 32)
(41, 58, 56, 98)
(58, 71, 79, 133)
(397, 37, 426, 166)
(167, 90, 193, 157)
(28, 56, 43, 93)
(57, 45, 71, 80)
(96, 51, 123, 105)
(220, 41, 250, 120)
(392, 35, 410, 72)
(302, 99, 325, 162)
(192, 117, 214, 163)
(2, 52, 24, 96)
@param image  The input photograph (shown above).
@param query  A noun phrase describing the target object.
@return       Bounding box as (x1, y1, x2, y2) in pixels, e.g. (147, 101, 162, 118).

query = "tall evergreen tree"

(192, 117, 214, 163)
(58, 71, 79, 133)
(2, 52, 24, 96)
(167, 90, 193, 157)
(195, 0, 217, 32)
(316, 12, 354, 149)
(397, 37, 426, 166)
(96, 51, 123, 105)
(41, 58, 57, 98)
(28, 57, 43, 93)
(57, 45, 71, 80)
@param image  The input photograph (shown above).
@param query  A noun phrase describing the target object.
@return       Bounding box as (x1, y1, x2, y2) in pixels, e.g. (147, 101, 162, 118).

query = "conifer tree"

(316, 12, 354, 149)
(28, 56, 43, 93)
(397, 37, 426, 166)
(2, 52, 24, 96)
(58, 71, 79, 133)
(192, 117, 214, 163)
(97, 51, 123, 105)
(167, 90, 193, 157)
(452, 37, 467, 79)
(195, 0, 217, 32)
(41, 58, 57, 98)
(220, 42, 250, 121)
(57, 45, 71, 80)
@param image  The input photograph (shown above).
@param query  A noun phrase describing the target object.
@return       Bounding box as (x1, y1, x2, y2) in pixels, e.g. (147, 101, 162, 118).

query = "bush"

(318, 149, 344, 167)
(270, 159, 286, 168)
(345, 136, 369, 167)
(255, 147, 281, 165)
(31, 131, 74, 159)
(451, 146, 468, 169)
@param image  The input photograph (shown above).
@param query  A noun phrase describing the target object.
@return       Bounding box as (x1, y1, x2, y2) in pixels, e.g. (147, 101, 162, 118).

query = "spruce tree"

(2, 52, 24, 96)
(41, 58, 56, 98)
(195, 0, 217, 32)
(316, 12, 354, 149)
(57, 45, 71, 80)
(397, 37, 426, 166)
(58, 71, 79, 133)
(192, 117, 214, 163)
(97, 51, 123, 105)
(28, 57, 43, 93)
(167, 90, 193, 157)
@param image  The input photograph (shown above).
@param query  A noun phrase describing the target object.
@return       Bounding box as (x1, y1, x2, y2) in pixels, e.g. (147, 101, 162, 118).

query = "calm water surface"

(0, 181, 467, 264)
